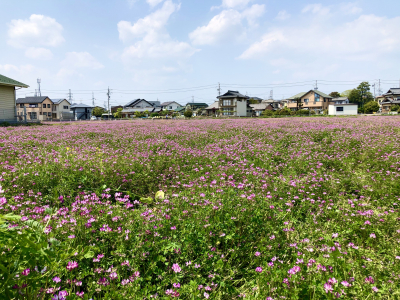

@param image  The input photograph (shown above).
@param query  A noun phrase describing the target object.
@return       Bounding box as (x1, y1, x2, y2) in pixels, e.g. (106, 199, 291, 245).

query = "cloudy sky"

(1, 0, 400, 106)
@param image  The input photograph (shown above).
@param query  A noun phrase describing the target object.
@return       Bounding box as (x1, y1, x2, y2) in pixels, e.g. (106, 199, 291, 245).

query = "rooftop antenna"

(217, 82, 221, 96)
(37, 78, 41, 96)
(314, 80, 318, 90)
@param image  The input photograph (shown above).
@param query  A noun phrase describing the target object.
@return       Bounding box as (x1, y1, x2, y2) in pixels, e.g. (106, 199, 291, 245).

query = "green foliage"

(364, 101, 380, 114)
(276, 107, 291, 115)
(184, 110, 193, 118)
(391, 104, 400, 112)
(150, 112, 159, 117)
(92, 106, 106, 117)
(341, 90, 352, 98)
(113, 107, 123, 118)
(261, 109, 274, 117)
(135, 111, 144, 118)
(329, 92, 341, 98)
(349, 82, 374, 106)
(248, 98, 260, 104)
(296, 109, 310, 115)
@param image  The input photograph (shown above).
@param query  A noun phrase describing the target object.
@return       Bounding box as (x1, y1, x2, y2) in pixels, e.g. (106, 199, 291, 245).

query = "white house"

(217, 90, 252, 117)
(0, 74, 29, 122)
(160, 101, 182, 111)
(52, 99, 72, 120)
(328, 104, 358, 116)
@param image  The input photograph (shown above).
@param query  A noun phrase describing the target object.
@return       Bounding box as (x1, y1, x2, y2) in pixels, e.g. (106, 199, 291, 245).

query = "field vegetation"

(1, 117, 400, 299)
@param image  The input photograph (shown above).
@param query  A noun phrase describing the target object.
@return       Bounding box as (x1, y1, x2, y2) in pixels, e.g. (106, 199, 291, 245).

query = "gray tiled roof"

(332, 97, 348, 101)
(71, 103, 94, 108)
(16, 96, 50, 104)
(217, 90, 249, 99)
(205, 101, 220, 110)
(52, 99, 70, 105)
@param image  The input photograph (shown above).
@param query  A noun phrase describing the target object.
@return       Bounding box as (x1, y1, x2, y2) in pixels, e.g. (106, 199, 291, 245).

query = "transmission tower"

(217, 83, 221, 96)
(68, 89, 73, 103)
(37, 79, 41, 96)
(269, 90, 273, 100)
(92, 92, 96, 107)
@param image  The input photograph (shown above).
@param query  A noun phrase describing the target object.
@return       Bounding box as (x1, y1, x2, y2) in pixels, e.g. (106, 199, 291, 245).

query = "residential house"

(328, 104, 358, 115)
(381, 88, 400, 113)
(250, 102, 274, 117)
(185, 103, 209, 116)
(204, 101, 220, 116)
(286, 90, 333, 113)
(375, 95, 385, 110)
(331, 97, 349, 105)
(217, 90, 252, 117)
(70, 103, 93, 120)
(249, 97, 264, 103)
(51, 99, 72, 120)
(111, 105, 123, 113)
(160, 101, 182, 111)
(16, 96, 54, 121)
(0, 74, 29, 122)
(120, 99, 162, 118)
(174, 106, 186, 116)
(262, 99, 282, 110)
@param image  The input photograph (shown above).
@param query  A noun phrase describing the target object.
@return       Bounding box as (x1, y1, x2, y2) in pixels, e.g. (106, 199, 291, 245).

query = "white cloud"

(340, 2, 362, 15)
(25, 47, 53, 60)
(302, 4, 330, 15)
(7, 14, 64, 48)
(118, 0, 197, 61)
(239, 13, 400, 61)
(147, 0, 164, 7)
(61, 52, 104, 69)
(222, 0, 251, 8)
(276, 10, 290, 21)
(189, 4, 265, 45)
(189, 10, 244, 45)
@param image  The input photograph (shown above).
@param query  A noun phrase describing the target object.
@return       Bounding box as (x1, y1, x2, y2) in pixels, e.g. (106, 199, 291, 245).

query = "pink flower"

(76, 291, 84, 298)
(324, 283, 333, 293)
(109, 272, 118, 280)
(341, 281, 350, 287)
(173, 283, 181, 288)
(332, 233, 338, 238)
(370, 233, 376, 238)
(66, 261, 78, 271)
(172, 263, 181, 273)
(328, 278, 337, 285)
(372, 286, 379, 292)
(121, 279, 130, 286)
(52, 276, 61, 283)
(21, 268, 30, 276)
(254, 252, 261, 256)
(68, 235, 75, 239)
(255, 267, 263, 273)
(288, 266, 300, 275)
(204, 292, 209, 299)
(171, 226, 176, 230)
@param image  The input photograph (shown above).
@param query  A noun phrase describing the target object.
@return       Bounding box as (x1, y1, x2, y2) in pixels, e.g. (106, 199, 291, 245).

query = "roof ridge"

(0, 74, 29, 88)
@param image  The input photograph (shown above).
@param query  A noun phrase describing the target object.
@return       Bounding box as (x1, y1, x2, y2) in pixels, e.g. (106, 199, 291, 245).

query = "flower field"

(1, 117, 400, 300)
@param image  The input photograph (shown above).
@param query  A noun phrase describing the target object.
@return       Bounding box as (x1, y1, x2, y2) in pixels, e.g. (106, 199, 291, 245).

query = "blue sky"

(1, 0, 400, 107)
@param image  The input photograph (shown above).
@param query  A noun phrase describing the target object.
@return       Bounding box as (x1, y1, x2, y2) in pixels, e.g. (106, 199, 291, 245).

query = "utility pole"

(372, 83, 376, 98)
(269, 90, 273, 100)
(68, 89, 73, 103)
(37, 79, 41, 96)
(314, 80, 318, 90)
(378, 79, 381, 96)
(107, 87, 111, 115)
(217, 83, 221, 96)
(92, 92, 95, 107)
(192, 96, 194, 103)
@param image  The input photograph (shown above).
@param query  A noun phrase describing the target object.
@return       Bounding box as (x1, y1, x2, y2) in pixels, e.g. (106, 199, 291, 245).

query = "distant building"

(16, 96, 54, 121)
(204, 101, 220, 116)
(0, 74, 29, 122)
(328, 104, 358, 115)
(250, 102, 274, 117)
(160, 101, 182, 111)
(70, 103, 93, 120)
(286, 90, 333, 113)
(217, 90, 251, 117)
(331, 97, 349, 105)
(51, 98, 72, 120)
(120, 99, 162, 117)
(381, 88, 400, 113)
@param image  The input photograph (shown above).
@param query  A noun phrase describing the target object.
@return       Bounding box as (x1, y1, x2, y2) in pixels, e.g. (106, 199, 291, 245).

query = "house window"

(169, 106, 172, 109)
(315, 93, 320, 102)
(20, 104, 24, 107)
(48, 112, 51, 116)
(43, 104, 47, 108)
(223, 100, 231, 106)
(336, 107, 344, 112)
(48, 105, 51, 109)
(29, 104, 38, 108)
(63, 106, 69, 109)
(304, 98, 309, 103)
(29, 112, 37, 119)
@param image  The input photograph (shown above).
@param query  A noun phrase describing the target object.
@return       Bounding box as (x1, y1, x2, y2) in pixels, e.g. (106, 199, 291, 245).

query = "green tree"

(348, 89, 361, 104)
(341, 90, 352, 98)
(390, 104, 400, 112)
(262, 109, 274, 117)
(135, 111, 144, 118)
(329, 92, 341, 98)
(363, 101, 380, 114)
(184, 110, 193, 118)
(294, 97, 303, 111)
(113, 107, 123, 118)
(92, 107, 105, 117)
(349, 82, 374, 108)
(249, 98, 259, 104)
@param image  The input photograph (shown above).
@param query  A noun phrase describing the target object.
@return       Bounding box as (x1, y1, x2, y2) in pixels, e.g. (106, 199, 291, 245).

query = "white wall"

(236, 99, 247, 117)
(166, 102, 181, 110)
(328, 105, 358, 115)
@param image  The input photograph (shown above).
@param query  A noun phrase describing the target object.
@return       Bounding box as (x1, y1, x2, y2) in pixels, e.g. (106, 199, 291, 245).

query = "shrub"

(184, 110, 193, 118)
(261, 110, 274, 117)
(364, 101, 380, 114)
(391, 104, 400, 112)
